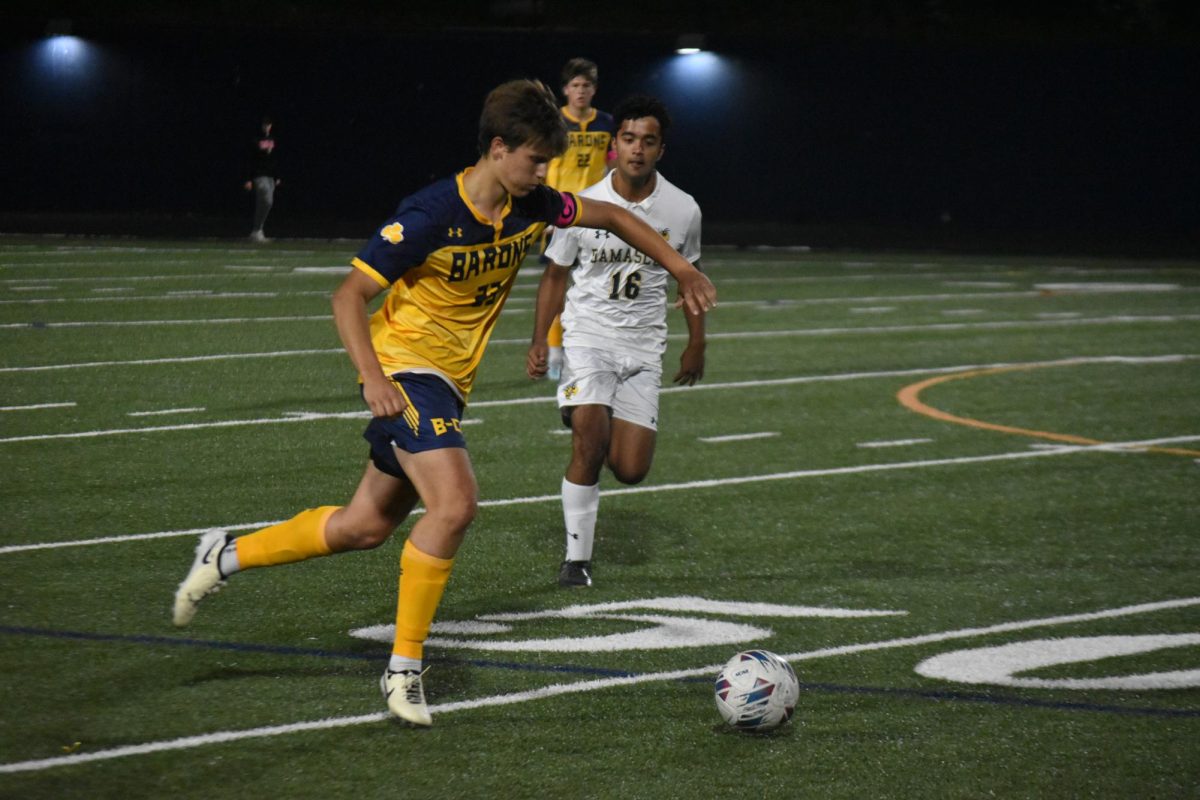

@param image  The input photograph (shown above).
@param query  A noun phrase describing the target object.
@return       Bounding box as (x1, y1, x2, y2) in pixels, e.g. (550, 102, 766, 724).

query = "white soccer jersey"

(545, 170, 702, 358)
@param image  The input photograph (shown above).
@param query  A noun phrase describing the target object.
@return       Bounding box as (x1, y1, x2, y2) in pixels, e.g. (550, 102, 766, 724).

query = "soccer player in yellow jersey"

(542, 58, 616, 380)
(172, 79, 716, 727)
(546, 58, 615, 196)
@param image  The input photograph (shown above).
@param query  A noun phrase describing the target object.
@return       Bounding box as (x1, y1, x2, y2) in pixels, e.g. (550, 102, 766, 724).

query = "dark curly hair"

(612, 94, 672, 142)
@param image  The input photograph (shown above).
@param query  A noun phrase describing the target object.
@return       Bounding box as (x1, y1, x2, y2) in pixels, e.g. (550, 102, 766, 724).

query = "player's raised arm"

(576, 199, 716, 316)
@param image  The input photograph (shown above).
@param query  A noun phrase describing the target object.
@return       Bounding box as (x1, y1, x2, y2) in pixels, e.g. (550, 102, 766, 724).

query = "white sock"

(217, 540, 241, 577)
(562, 478, 599, 562)
(388, 655, 422, 673)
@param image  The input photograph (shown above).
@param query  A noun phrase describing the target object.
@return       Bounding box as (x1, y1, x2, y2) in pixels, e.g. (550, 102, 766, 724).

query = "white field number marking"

(350, 596, 905, 653)
(915, 634, 1200, 690)
(3, 596, 1196, 774)
(354, 595, 1200, 690)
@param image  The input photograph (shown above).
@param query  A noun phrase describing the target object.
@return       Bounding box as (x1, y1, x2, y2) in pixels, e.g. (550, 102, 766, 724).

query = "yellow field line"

(897, 365, 1200, 458)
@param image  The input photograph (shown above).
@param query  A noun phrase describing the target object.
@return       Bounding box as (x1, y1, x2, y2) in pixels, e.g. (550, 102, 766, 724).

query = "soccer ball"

(714, 649, 799, 732)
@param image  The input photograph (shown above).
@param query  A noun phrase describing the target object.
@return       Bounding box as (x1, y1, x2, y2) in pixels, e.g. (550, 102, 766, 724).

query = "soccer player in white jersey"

(526, 95, 705, 588)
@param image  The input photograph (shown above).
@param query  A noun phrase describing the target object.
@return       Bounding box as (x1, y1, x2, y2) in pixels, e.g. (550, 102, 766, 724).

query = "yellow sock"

(392, 539, 454, 660)
(547, 315, 563, 348)
(235, 506, 337, 569)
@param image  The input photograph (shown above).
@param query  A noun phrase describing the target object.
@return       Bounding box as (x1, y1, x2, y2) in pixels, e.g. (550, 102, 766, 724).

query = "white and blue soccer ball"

(714, 649, 799, 732)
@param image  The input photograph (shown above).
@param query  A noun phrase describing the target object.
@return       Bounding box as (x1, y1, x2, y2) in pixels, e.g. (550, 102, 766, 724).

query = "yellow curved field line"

(896, 365, 1200, 458)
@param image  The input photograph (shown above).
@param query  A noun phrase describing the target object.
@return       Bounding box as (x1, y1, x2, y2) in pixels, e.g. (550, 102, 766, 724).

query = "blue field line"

(800, 680, 1200, 719)
(0, 624, 636, 679)
(6, 624, 1196, 720)
(679, 673, 1200, 719)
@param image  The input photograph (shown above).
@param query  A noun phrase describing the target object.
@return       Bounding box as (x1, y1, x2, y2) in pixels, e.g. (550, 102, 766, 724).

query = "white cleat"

(380, 668, 432, 726)
(172, 529, 229, 627)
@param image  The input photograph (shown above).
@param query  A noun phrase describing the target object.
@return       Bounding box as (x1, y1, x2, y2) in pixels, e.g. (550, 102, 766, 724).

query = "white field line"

(126, 407, 206, 417)
(2, 595, 1195, 775)
(0, 402, 76, 412)
(4, 282, 1196, 325)
(4, 433, 1199, 556)
(2, 273, 282, 285)
(0, 290, 330, 306)
(0, 354, 1195, 444)
(0, 348, 343, 375)
(0, 290, 1009, 329)
(690, 315, 1200, 343)
(857, 438, 934, 448)
(0, 315, 331, 330)
(719, 285, 1191, 309)
(4, 314, 1200, 375)
(698, 432, 781, 443)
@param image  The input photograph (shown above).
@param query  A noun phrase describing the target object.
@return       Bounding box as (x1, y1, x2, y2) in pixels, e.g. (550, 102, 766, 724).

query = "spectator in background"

(244, 115, 280, 242)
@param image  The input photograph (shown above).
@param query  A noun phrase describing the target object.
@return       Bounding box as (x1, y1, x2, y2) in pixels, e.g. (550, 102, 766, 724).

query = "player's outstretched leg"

(172, 505, 339, 627)
(172, 529, 229, 626)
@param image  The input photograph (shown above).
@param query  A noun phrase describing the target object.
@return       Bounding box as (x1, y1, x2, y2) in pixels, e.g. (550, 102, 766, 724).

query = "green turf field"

(1, 238, 1197, 798)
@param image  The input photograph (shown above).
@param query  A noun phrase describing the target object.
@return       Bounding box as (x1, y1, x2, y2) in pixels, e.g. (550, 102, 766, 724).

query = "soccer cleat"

(557, 559, 592, 588)
(172, 529, 229, 627)
(547, 347, 564, 381)
(380, 667, 432, 726)
(249, 230, 270, 243)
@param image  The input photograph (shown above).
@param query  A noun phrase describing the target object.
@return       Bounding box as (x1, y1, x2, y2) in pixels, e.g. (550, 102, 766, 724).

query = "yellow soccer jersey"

(352, 170, 582, 399)
(545, 107, 616, 193)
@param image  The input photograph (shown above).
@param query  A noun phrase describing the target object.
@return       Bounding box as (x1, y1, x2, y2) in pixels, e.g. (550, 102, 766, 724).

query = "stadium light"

(675, 33, 705, 55)
(36, 18, 94, 80)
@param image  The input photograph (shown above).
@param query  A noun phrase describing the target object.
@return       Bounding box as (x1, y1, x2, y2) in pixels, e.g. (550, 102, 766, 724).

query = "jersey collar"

(456, 168, 511, 234)
(604, 170, 661, 214)
(561, 106, 597, 129)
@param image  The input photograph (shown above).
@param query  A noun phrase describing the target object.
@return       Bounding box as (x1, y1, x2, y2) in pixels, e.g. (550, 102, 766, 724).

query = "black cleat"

(558, 559, 593, 588)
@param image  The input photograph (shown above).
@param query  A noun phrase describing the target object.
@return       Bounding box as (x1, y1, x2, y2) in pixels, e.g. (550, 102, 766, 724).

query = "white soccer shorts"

(556, 346, 662, 431)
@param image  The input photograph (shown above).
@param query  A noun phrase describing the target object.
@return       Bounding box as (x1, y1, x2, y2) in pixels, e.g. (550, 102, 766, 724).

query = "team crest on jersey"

(380, 223, 405, 244)
(562, 383, 579, 400)
(659, 228, 671, 243)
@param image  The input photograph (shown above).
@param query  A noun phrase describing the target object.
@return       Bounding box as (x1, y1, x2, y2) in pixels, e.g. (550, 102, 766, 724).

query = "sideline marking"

(3, 355, 1194, 444)
(127, 407, 207, 417)
(0, 315, 330, 330)
(4, 316, 1199, 372)
(0, 402, 76, 412)
(4, 433, 1199, 556)
(897, 360, 1200, 457)
(698, 431, 780, 443)
(857, 438, 933, 448)
(2, 596, 1195, 774)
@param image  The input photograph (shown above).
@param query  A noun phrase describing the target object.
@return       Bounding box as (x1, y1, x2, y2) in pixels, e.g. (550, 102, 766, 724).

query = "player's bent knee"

(611, 466, 650, 486)
(425, 497, 477, 533)
(336, 518, 395, 551)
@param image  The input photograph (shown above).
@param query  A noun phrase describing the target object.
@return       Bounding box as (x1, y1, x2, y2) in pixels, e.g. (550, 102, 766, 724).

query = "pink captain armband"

(555, 192, 580, 227)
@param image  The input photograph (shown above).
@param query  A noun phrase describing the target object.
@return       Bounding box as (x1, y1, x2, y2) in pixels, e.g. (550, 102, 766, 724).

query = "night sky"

(2, 2, 1197, 252)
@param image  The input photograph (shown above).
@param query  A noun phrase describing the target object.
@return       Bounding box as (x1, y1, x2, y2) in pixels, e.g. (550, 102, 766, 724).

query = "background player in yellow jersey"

(172, 79, 716, 727)
(542, 58, 616, 380)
